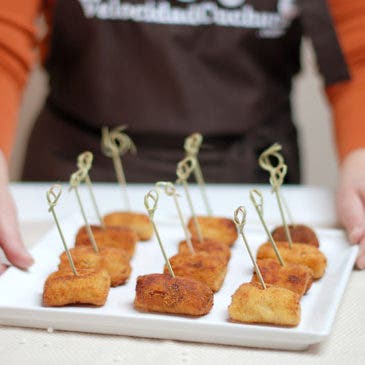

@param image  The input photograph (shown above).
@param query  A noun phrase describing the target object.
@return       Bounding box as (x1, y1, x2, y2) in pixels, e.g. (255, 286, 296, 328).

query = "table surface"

(0, 183, 364, 364)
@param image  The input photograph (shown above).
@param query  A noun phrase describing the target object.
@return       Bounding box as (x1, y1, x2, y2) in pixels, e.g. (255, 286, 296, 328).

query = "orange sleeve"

(326, 1, 365, 161)
(0, 1, 43, 160)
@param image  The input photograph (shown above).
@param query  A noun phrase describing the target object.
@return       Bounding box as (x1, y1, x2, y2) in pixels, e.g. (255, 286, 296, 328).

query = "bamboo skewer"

(77, 151, 105, 229)
(144, 189, 175, 277)
(184, 133, 212, 216)
(258, 143, 285, 173)
(69, 169, 99, 254)
(156, 181, 195, 254)
(270, 164, 293, 248)
(250, 189, 285, 266)
(259, 143, 293, 247)
(234, 206, 266, 289)
(101, 126, 136, 211)
(46, 184, 78, 275)
(281, 192, 294, 226)
(176, 156, 203, 243)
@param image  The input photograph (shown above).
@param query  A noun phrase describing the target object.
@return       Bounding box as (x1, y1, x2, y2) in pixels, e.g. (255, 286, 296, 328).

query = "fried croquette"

(228, 282, 301, 326)
(75, 225, 137, 259)
(187, 216, 238, 247)
(134, 273, 214, 316)
(272, 224, 319, 247)
(178, 238, 231, 264)
(43, 268, 111, 307)
(97, 247, 132, 287)
(164, 252, 227, 292)
(59, 247, 131, 287)
(103, 212, 153, 241)
(59, 246, 100, 270)
(257, 242, 327, 279)
(251, 258, 313, 297)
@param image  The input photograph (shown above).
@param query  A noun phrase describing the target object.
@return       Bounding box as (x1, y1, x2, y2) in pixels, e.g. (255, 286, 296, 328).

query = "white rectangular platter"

(0, 214, 358, 351)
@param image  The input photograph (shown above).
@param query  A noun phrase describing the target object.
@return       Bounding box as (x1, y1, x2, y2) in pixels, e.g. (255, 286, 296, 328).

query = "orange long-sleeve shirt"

(0, 1, 364, 161)
(326, 0, 365, 159)
(0, 1, 42, 158)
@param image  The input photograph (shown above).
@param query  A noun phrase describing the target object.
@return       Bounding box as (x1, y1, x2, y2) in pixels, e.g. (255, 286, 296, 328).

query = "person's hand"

(0, 151, 33, 273)
(337, 148, 365, 269)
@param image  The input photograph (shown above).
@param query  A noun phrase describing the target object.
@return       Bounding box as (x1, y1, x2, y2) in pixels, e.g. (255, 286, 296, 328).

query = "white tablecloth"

(0, 184, 364, 364)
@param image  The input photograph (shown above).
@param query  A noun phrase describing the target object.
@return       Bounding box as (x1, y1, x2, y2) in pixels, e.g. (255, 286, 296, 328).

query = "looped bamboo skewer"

(47, 184, 62, 212)
(184, 133, 212, 216)
(176, 156, 196, 184)
(233, 206, 266, 289)
(268, 160, 294, 224)
(269, 164, 293, 247)
(234, 206, 247, 234)
(259, 144, 293, 247)
(269, 164, 287, 193)
(101, 126, 136, 211)
(156, 181, 179, 197)
(101, 125, 137, 157)
(144, 189, 159, 219)
(69, 169, 99, 254)
(77, 151, 93, 171)
(184, 133, 203, 156)
(77, 151, 105, 229)
(156, 181, 195, 254)
(144, 189, 175, 277)
(69, 168, 88, 187)
(258, 143, 285, 173)
(176, 156, 203, 243)
(46, 184, 78, 275)
(250, 189, 285, 266)
(259, 144, 294, 224)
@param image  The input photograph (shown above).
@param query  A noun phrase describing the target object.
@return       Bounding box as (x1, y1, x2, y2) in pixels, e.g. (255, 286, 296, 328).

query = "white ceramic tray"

(0, 215, 358, 350)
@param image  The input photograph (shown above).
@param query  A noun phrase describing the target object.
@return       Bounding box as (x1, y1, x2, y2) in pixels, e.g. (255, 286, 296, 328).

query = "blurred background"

(9, 40, 338, 187)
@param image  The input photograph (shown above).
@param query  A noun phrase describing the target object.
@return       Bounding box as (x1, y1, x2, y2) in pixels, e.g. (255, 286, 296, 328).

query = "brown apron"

(22, 0, 349, 183)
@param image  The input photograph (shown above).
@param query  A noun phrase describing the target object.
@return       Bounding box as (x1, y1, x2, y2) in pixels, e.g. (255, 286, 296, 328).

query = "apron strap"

(299, 0, 350, 85)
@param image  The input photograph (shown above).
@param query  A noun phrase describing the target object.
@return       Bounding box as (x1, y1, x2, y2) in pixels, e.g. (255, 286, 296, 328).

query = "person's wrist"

(0, 149, 34, 271)
(0, 149, 10, 186)
(339, 148, 365, 185)
(340, 148, 365, 169)
(337, 148, 365, 246)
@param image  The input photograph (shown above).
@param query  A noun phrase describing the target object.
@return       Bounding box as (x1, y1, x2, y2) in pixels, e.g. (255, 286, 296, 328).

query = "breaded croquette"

(178, 238, 231, 264)
(75, 225, 137, 259)
(251, 258, 313, 297)
(187, 216, 238, 247)
(103, 212, 153, 241)
(97, 247, 131, 287)
(228, 282, 301, 327)
(272, 224, 319, 247)
(43, 268, 111, 307)
(59, 246, 100, 270)
(76, 225, 138, 247)
(164, 252, 227, 292)
(257, 242, 327, 279)
(134, 273, 214, 316)
(59, 247, 131, 287)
